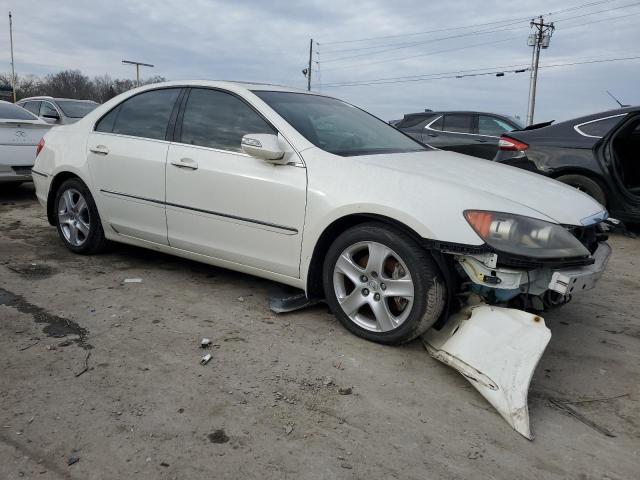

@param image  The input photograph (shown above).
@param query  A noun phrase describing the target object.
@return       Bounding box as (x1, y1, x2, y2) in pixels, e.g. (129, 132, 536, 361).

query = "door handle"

(89, 145, 109, 155)
(170, 157, 199, 170)
(475, 138, 488, 143)
(427, 133, 439, 137)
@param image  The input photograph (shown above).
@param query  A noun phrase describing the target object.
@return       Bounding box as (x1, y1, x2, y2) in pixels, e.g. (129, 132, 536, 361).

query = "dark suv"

(394, 110, 522, 159)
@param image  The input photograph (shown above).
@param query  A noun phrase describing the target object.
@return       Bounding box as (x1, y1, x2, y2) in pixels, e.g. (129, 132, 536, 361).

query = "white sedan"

(32, 81, 610, 344)
(0, 100, 51, 185)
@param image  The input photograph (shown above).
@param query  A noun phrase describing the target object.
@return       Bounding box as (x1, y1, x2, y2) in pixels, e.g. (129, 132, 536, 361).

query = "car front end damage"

(422, 212, 611, 439)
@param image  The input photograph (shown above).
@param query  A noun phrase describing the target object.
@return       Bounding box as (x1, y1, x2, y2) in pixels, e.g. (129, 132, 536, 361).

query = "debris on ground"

(67, 456, 79, 466)
(123, 278, 143, 283)
(160, 461, 170, 467)
(338, 386, 353, 395)
(208, 429, 229, 444)
(75, 352, 92, 377)
(201, 338, 212, 348)
(200, 353, 212, 365)
(284, 424, 294, 435)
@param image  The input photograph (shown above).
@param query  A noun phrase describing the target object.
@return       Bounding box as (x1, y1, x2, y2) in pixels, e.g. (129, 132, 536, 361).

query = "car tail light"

(36, 138, 45, 156)
(498, 136, 528, 151)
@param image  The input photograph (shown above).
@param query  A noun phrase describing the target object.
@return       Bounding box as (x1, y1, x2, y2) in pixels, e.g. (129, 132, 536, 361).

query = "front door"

(87, 87, 183, 244)
(165, 88, 307, 278)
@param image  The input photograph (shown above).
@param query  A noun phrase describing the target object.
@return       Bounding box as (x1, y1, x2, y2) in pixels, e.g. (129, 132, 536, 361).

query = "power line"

(318, 0, 618, 46)
(319, 55, 640, 88)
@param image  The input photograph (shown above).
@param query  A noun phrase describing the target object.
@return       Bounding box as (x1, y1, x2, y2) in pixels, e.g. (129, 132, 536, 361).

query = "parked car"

(32, 81, 610, 345)
(494, 106, 640, 223)
(17, 96, 98, 125)
(0, 100, 51, 186)
(394, 110, 523, 159)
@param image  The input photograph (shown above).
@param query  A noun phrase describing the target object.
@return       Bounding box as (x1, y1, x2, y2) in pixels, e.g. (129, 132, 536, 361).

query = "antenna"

(606, 90, 629, 108)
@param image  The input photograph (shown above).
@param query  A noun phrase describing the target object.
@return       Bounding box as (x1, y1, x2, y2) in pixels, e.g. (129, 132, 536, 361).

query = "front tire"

(323, 222, 446, 345)
(54, 178, 107, 254)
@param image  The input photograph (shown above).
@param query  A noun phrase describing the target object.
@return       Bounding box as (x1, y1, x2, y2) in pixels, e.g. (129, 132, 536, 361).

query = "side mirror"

(42, 113, 60, 123)
(241, 134, 286, 163)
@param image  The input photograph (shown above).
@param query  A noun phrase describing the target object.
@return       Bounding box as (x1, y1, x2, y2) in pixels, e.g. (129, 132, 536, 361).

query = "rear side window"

(575, 115, 626, 138)
(427, 116, 444, 130)
(396, 115, 430, 129)
(40, 102, 59, 117)
(0, 102, 39, 120)
(443, 114, 473, 134)
(102, 88, 180, 140)
(22, 101, 41, 115)
(179, 88, 275, 152)
(478, 115, 514, 136)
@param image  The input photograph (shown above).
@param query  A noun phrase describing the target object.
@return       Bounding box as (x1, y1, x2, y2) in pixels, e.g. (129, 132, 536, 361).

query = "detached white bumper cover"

(548, 242, 612, 296)
(422, 304, 551, 440)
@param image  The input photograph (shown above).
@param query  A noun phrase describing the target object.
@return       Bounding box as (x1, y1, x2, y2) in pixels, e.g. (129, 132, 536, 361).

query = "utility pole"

(526, 16, 554, 126)
(9, 11, 16, 102)
(307, 38, 313, 91)
(122, 59, 154, 87)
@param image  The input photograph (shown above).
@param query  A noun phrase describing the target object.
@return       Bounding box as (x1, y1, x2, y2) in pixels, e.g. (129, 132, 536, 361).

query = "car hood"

(354, 150, 604, 226)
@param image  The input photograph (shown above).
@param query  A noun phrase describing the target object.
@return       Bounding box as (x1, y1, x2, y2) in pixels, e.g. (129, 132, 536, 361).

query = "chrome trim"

(573, 113, 627, 139)
(99, 189, 299, 234)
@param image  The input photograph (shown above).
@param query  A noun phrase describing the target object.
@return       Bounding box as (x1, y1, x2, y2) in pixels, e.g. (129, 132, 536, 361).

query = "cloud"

(1, 0, 638, 122)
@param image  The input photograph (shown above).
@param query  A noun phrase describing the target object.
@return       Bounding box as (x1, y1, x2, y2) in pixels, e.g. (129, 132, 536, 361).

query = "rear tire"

(556, 174, 606, 206)
(322, 222, 446, 345)
(54, 178, 108, 254)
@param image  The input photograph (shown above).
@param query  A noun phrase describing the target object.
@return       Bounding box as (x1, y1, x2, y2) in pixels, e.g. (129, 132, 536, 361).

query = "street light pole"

(9, 11, 16, 102)
(526, 16, 554, 126)
(122, 60, 155, 87)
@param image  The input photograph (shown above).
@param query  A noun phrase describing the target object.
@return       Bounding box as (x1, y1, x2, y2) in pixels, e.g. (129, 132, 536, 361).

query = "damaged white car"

(32, 81, 611, 438)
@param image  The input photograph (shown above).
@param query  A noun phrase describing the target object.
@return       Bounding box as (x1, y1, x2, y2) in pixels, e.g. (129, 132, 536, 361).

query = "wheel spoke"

(335, 253, 365, 284)
(77, 219, 90, 237)
(67, 223, 79, 245)
(75, 196, 87, 214)
(62, 190, 75, 212)
(339, 290, 367, 316)
(370, 299, 395, 332)
(366, 242, 389, 275)
(58, 212, 73, 224)
(383, 278, 414, 299)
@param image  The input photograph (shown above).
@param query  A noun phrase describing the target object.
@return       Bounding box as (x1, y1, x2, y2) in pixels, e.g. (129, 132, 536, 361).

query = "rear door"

(475, 115, 517, 159)
(425, 114, 476, 155)
(165, 87, 307, 277)
(21, 101, 42, 116)
(86, 87, 183, 245)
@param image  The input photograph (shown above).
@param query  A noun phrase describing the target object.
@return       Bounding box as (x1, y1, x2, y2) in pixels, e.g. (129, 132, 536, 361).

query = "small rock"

(341, 464, 353, 469)
(208, 429, 229, 444)
(338, 386, 353, 395)
(284, 424, 294, 435)
(237, 297, 245, 302)
(67, 457, 79, 466)
(160, 462, 170, 467)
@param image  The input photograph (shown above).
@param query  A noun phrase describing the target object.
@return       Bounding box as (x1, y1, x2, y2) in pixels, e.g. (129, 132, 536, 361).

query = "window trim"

(573, 113, 627, 139)
(40, 101, 62, 118)
(425, 114, 515, 139)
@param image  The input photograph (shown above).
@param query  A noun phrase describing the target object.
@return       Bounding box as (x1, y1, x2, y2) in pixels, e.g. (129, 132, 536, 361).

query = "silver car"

(17, 96, 98, 125)
(0, 101, 51, 185)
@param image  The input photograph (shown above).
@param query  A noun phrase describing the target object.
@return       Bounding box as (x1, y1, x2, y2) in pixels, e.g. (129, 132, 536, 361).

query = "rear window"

(575, 115, 626, 138)
(396, 115, 432, 129)
(56, 100, 99, 118)
(0, 102, 39, 121)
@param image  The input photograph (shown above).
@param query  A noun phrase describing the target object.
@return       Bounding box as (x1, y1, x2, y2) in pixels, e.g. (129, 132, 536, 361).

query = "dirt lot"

(1, 184, 638, 480)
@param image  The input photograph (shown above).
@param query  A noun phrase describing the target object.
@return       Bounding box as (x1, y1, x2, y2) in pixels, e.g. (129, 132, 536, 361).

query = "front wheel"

(54, 178, 108, 254)
(323, 222, 446, 345)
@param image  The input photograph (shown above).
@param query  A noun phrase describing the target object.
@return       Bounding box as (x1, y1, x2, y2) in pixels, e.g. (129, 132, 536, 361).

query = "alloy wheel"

(333, 241, 415, 332)
(57, 188, 90, 247)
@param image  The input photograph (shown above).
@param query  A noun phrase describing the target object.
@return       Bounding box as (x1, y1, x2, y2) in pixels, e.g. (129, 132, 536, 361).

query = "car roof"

(120, 80, 329, 97)
(402, 110, 511, 118)
(18, 96, 98, 103)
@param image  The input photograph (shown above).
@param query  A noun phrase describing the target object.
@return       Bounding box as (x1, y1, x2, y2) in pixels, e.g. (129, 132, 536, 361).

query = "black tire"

(54, 177, 108, 254)
(555, 174, 607, 206)
(322, 222, 446, 345)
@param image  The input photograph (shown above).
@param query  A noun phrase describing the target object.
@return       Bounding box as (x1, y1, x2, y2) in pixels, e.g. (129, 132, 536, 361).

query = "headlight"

(464, 210, 590, 259)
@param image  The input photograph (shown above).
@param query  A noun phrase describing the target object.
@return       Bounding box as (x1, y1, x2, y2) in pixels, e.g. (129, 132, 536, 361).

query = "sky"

(1, 0, 638, 123)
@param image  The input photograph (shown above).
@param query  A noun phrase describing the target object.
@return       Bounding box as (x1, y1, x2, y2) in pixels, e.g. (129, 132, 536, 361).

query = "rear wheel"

(54, 178, 107, 254)
(323, 222, 446, 345)
(556, 174, 606, 206)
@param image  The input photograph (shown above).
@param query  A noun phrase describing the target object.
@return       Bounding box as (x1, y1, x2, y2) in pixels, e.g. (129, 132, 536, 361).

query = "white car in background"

(0, 100, 51, 186)
(17, 96, 99, 125)
(32, 81, 610, 346)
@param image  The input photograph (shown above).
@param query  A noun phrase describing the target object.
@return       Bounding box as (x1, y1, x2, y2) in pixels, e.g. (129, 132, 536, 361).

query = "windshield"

(253, 91, 427, 157)
(56, 100, 98, 118)
(0, 102, 39, 121)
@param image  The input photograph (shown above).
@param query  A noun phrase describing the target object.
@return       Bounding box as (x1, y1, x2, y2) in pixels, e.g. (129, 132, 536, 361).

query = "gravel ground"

(1, 184, 638, 480)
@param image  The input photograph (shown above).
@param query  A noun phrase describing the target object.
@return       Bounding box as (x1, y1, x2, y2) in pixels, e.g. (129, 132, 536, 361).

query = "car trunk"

(0, 120, 50, 166)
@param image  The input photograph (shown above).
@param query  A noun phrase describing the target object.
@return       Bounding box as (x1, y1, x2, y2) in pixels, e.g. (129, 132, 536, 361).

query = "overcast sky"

(1, 0, 638, 122)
